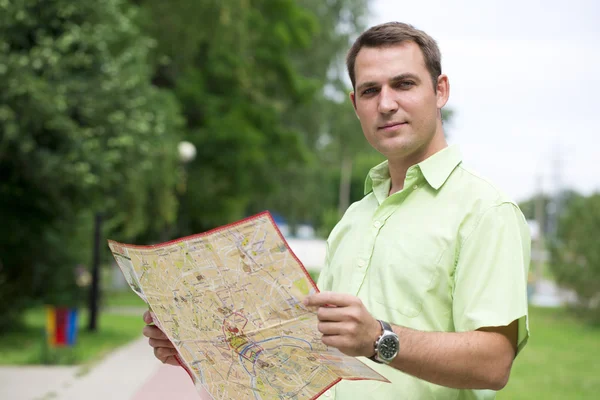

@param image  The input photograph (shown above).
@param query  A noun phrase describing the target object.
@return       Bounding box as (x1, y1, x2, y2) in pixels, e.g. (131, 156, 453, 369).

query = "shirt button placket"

(357, 220, 382, 269)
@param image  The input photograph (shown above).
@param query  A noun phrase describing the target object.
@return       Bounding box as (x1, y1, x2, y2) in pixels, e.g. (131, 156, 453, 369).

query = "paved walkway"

(0, 336, 208, 400)
(131, 362, 212, 400)
(0, 365, 78, 400)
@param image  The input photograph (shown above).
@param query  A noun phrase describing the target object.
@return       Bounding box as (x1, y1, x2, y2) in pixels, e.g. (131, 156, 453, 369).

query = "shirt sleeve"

(453, 202, 531, 355)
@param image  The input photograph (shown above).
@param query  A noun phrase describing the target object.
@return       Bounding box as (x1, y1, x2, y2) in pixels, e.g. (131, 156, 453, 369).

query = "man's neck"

(387, 134, 447, 196)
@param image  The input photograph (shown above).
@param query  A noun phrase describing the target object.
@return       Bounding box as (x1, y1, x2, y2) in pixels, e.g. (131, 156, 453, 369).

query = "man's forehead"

(354, 43, 427, 83)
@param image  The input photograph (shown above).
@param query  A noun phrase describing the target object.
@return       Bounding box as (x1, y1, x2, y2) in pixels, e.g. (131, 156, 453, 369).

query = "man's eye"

(397, 81, 415, 89)
(362, 88, 378, 96)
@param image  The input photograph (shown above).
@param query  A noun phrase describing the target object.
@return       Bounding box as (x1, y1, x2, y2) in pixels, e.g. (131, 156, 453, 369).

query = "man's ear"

(436, 74, 450, 109)
(349, 91, 359, 118)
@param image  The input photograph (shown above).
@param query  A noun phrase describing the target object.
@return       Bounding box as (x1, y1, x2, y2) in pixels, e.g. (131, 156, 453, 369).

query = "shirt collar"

(418, 145, 462, 190)
(364, 145, 462, 195)
(364, 159, 390, 196)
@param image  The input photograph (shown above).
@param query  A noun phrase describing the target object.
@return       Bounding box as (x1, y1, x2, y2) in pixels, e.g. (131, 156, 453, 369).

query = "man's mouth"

(378, 122, 407, 131)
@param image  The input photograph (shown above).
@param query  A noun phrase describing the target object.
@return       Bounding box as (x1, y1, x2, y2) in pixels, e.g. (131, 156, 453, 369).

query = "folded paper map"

(107, 211, 387, 400)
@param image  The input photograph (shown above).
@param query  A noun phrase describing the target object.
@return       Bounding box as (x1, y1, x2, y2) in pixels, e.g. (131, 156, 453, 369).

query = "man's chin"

(377, 137, 413, 154)
(378, 140, 428, 161)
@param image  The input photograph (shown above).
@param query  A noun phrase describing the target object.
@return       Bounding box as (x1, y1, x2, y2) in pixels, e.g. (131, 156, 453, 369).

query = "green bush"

(550, 193, 600, 321)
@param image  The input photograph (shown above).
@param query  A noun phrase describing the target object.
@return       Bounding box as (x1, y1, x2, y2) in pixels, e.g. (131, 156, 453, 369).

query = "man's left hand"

(304, 292, 381, 358)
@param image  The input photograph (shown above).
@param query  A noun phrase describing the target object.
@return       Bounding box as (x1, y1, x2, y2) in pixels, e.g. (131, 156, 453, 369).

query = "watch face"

(379, 336, 399, 360)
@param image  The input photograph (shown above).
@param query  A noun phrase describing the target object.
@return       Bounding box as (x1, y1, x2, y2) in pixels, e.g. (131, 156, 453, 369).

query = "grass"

(102, 289, 147, 308)
(0, 307, 142, 366)
(308, 270, 320, 285)
(500, 306, 600, 399)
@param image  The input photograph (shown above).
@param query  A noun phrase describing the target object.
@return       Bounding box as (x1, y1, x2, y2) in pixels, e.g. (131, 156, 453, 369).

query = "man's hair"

(346, 22, 442, 91)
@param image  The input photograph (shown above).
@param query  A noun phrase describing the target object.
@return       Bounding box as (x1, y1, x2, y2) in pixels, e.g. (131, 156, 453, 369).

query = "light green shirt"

(317, 145, 530, 400)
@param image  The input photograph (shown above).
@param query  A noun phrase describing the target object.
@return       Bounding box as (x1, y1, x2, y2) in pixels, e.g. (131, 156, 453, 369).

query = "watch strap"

(380, 320, 392, 332)
(368, 320, 387, 364)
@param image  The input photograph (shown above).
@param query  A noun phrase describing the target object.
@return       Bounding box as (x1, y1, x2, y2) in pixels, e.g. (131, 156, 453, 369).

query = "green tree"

(134, 0, 368, 234)
(549, 193, 600, 321)
(247, 0, 370, 232)
(0, 0, 183, 330)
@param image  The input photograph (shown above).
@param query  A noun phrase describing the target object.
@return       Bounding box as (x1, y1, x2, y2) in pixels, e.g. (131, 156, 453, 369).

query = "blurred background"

(0, 0, 598, 399)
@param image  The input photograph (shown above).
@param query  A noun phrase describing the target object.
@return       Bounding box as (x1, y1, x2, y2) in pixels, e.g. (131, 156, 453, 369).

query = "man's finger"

(148, 338, 175, 349)
(154, 346, 178, 361)
(316, 306, 344, 322)
(304, 292, 354, 308)
(143, 310, 153, 324)
(143, 325, 168, 340)
(163, 356, 180, 367)
(321, 334, 343, 349)
(317, 321, 343, 335)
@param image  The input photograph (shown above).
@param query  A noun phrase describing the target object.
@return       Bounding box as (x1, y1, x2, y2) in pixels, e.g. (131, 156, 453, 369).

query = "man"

(143, 22, 530, 399)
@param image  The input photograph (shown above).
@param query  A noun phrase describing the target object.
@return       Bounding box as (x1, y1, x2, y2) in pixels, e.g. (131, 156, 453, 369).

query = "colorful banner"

(46, 306, 78, 347)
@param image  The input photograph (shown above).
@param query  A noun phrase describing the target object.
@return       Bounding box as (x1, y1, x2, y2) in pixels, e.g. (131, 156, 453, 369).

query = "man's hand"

(142, 310, 179, 366)
(303, 292, 381, 358)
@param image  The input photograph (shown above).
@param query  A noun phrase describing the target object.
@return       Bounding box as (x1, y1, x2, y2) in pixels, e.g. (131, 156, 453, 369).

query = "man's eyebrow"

(356, 81, 378, 93)
(356, 73, 422, 93)
(389, 73, 421, 83)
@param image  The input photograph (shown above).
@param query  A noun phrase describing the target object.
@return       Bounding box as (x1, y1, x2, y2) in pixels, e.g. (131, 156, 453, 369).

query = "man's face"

(350, 42, 449, 161)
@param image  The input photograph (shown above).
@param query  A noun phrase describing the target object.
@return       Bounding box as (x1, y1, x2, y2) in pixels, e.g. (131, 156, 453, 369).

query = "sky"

(368, 0, 600, 202)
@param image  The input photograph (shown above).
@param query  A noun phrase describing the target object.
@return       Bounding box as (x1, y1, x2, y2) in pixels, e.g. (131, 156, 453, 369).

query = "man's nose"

(377, 86, 398, 114)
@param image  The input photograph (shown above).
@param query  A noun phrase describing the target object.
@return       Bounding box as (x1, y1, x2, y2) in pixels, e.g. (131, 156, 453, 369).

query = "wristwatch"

(369, 320, 400, 364)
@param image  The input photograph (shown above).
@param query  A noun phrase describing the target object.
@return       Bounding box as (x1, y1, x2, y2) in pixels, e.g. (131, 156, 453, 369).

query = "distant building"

(527, 219, 549, 262)
(270, 212, 325, 271)
(527, 220, 540, 242)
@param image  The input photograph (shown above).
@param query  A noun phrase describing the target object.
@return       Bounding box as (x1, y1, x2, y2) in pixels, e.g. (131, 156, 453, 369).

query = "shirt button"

(373, 221, 382, 229)
(324, 390, 331, 397)
(413, 185, 418, 190)
(357, 259, 366, 268)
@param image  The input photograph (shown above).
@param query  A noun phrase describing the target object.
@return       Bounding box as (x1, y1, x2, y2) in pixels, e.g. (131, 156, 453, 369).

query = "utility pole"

(88, 212, 103, 332)
(533, 175, 546, 283)
(547, 149, 564, 241)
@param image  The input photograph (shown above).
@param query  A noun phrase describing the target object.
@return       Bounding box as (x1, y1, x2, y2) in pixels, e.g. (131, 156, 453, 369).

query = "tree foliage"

(134, 0, 371, 234)
(0, 0, 183, 330)
(549, 193, 600, 320)
(0, 0, 382, 330)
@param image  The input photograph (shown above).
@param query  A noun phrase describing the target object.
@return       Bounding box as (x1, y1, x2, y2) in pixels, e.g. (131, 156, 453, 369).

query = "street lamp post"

(158, 141, 197, 242)
(176, 141, 196, 235)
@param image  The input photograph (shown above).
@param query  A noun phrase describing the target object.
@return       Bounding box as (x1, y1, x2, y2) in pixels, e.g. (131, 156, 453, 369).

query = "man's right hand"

(142, 310, 180, 366)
